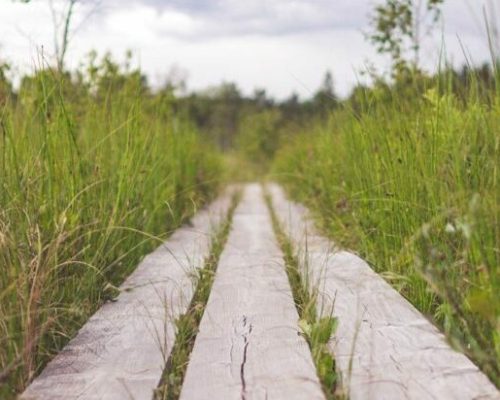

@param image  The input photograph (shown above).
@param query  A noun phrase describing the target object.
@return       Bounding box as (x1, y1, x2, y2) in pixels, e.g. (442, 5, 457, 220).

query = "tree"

(253, 88, 274, 109)
(320, 71, 335, 98)
(310, 71, 338, 117)
(370, 0, 444, 75)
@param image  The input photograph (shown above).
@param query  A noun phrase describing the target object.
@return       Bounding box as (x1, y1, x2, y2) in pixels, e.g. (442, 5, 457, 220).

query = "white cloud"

(0, 0, 496, 99)
(105, 5, 197, 38)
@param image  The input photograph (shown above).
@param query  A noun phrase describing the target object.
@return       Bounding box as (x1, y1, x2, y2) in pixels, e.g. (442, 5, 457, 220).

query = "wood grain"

(21, 187, 236, 400)
(179, 183, 325, 400)
(267, 183, 499, 400)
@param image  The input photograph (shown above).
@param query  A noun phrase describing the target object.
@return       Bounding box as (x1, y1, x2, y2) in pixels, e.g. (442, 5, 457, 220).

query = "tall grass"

(273, 75, 500, 385)
(0, 67, 221, 397)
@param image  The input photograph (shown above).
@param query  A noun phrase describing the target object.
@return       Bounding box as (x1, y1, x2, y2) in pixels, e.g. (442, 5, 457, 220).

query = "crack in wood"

(238, 315, 253, 400)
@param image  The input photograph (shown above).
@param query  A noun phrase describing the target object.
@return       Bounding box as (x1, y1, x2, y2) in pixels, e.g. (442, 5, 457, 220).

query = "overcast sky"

(0, 0, 497, 98)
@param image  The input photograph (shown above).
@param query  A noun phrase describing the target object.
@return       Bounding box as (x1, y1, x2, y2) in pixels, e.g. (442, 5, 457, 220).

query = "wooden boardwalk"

(22, 182, 499, 400)
(267, 183, 499, 400)
(179, 183, 324, 400)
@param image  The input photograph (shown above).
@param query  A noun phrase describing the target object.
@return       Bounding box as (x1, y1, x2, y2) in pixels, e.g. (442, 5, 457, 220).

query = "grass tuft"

(265, 191, 344, 400)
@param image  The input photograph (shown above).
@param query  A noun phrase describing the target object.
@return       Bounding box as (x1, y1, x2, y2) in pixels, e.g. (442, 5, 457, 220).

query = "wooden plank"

(179, 183, 325, 400)
(267, 183, 500, 400)
(21, 187, 236, 400)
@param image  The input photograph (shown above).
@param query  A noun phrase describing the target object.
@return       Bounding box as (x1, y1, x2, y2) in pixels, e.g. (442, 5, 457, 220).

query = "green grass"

(0, 69, 222, 398)
(265, 191, 343, 399)
(273, 80, 500, 386)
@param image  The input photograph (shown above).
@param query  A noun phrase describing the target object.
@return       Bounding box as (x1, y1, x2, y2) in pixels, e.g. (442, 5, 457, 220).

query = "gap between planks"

(267, 182, 500, 400)
(21, 187, 237, 400)
(179, 183, 325, 400)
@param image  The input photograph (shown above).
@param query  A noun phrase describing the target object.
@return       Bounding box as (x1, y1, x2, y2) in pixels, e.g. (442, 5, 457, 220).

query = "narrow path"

(179, 183, 324, 400)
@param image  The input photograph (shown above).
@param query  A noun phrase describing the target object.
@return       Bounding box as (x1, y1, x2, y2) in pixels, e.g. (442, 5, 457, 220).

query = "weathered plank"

(179, 183, 325, 400)
(21, 187, 236, 400)
(267, 183, 500, 400)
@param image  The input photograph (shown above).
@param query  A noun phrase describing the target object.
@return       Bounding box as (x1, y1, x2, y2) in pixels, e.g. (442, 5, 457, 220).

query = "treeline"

(173, 70, 337, 150)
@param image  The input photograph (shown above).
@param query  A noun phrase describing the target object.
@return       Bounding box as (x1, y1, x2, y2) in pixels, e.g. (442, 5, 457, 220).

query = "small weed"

(298, 317, 338, 390)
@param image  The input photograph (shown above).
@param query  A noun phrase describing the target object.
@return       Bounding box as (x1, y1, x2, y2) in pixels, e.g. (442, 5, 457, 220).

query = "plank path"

(21, 182, 500, 400)
(179, 183, 324, 400)
(21, 188, 235, 400)
(267, 183, 500, 400)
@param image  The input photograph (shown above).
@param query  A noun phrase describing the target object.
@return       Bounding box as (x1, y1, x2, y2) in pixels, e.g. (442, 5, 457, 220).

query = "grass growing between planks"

(0, 64, 222, 398)
(154, 189, 240, 400)
(265, 192, 343, 400)
(273, 75, 500, 386)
